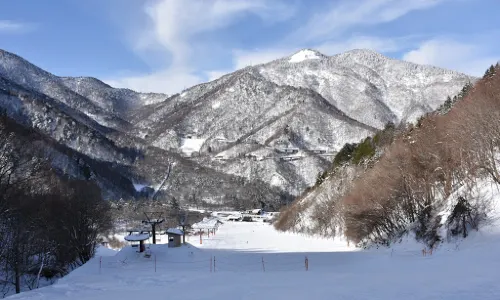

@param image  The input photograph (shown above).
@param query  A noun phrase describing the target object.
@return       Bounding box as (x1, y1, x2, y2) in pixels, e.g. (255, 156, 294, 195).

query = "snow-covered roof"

(124, 233, 150, 241)
(192, 217, 221, 229)
(166, 228, 183, 235)
(126, 228, 151, 233)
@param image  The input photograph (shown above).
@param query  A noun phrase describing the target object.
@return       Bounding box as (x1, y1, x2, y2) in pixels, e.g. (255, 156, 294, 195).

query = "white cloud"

(403, 39, 498, 76)
(226, 36, 413, 72)
(205, 70, 231, 82)
(108, 0, 293, 93)
(137, 0, 294, 67)
(104, 68, 203, 94)
(316, 36, 412, 55)
(110, 0, 478, 93)
(290, 0, 445, 43)
(0, 20, 35, 33)
(232, 49, 293, 69)
(202, 0, 443, 76)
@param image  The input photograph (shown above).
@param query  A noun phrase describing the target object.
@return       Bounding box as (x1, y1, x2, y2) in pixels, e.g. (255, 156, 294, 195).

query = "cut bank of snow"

(180, 137, 205, 155)
(289, 49, 320, 63)
(9, 218, 500, 299)
(95, 246, 118, 257)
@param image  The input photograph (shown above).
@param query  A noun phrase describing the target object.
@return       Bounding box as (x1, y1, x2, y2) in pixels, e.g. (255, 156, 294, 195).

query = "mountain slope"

(276, 65, 500, 245)
(0, 50, 130, 130)
(130, 49, 475, 194)
(0, 48, 476, 204)
(60, 76, 167, 116)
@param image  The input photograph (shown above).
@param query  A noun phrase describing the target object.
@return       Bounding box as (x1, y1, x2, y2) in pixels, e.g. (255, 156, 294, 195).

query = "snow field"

(7, 220, 500, 299)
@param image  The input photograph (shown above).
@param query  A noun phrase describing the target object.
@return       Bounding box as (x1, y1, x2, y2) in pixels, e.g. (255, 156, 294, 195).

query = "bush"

(447, 196, 483, 239)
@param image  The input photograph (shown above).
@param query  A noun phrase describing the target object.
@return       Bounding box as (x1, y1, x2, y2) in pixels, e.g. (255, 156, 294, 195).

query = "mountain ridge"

(0, 47, 476, 206)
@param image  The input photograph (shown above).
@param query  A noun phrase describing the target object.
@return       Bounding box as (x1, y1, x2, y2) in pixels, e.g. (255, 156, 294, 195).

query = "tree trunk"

(462, 215, 467, 238)
(14, 260, 20, 294)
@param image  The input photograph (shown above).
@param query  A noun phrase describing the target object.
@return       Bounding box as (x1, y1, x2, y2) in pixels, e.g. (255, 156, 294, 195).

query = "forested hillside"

(276, 63, 500, 248)
(0, 113, 112, 296)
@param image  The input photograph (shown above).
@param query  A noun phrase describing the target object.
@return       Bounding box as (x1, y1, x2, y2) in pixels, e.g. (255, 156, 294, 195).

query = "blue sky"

(0, 0, 498, 94)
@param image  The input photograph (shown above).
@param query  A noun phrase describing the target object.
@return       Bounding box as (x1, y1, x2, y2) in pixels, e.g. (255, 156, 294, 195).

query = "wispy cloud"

(403, 37, 499, 76)
(108, 0, 492, 94)
(232, 48, 293, 69)
(0, 20, 35, 34)
(105, 68, 202, 94)
(108, 0, 293, 93)
(289, 0, 446, 43)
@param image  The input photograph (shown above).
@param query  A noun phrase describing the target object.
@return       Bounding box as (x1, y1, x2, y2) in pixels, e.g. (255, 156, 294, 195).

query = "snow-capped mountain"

(60, 76, 167, 116)
(130, 48, 475, 194)
(0, 48, 475, 205)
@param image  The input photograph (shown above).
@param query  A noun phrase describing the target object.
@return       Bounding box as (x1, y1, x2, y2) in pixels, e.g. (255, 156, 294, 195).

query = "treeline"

(277, 63, 500, 247)
(0, 113, 111, 296)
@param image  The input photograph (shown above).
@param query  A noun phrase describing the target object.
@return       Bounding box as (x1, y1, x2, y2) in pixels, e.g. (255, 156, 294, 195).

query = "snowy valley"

(1, 46, 500, 300)
(6, 205, 500, 300)
(3, 0, 500, 298)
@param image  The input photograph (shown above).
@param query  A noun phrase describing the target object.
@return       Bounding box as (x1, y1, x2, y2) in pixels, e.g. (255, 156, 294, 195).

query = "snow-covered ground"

(7, 217, 500, 300)
(289, 49, 321, 63)
(180, 137, 205, 156)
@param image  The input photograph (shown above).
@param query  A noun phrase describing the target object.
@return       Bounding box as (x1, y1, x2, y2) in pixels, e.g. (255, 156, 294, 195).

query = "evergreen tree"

(315, 171, 327, 186)
(444, 96, 452, 109)
(447, 196, 477, 238)
(483, 65, 496, 79)
(458, 81, 472, 99)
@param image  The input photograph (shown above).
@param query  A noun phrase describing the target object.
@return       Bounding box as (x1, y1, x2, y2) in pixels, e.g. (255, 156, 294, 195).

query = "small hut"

(166, 228, 183, 248)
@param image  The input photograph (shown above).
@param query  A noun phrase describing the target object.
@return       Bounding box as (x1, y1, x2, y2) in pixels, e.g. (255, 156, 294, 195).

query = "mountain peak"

(288, 49, 326, 63)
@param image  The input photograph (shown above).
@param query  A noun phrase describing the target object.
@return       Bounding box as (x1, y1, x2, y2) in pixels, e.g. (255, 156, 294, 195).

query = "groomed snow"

(289, 49, 321, 63)
(8, 213, 500, 299)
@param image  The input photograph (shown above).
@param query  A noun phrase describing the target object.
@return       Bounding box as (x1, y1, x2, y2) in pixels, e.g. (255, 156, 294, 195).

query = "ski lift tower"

(142, 212, 165, 244)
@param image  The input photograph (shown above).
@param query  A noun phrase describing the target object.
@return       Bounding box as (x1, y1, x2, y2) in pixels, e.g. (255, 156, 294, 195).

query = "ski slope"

(7, 221, 500, 300)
